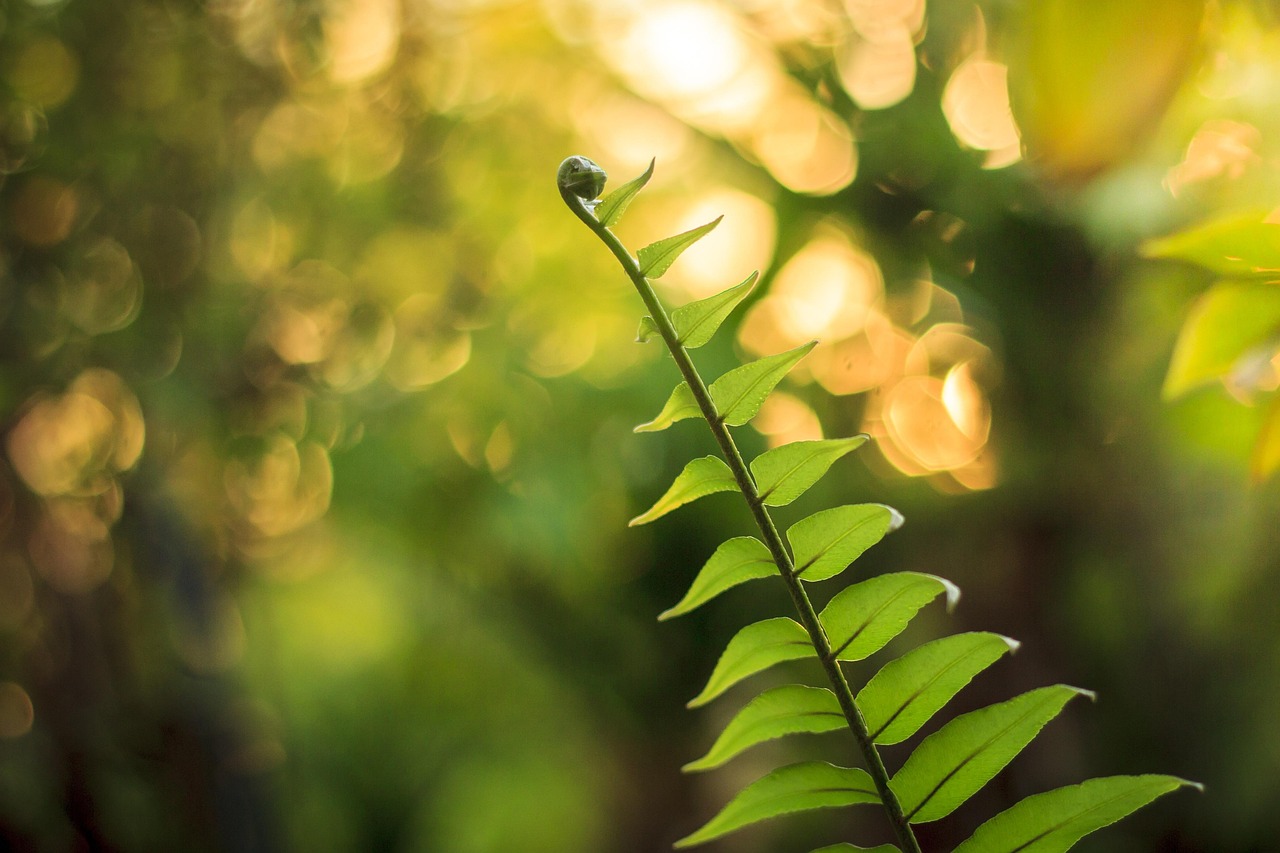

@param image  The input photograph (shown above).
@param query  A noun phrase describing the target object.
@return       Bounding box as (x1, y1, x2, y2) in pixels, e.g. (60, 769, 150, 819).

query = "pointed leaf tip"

(751, 435, 869, 507)
(858, 632, 1021, 745)
(629, 456, 737, 526)
(821, 572, 957, 662)
(788, 503, 901, 583)
(954, 775, 1202, 853)
(892, 684, 1092, 823)
(659, 537, 774, 621)
(634, 382, 700, 433)
(637, 216, 723, 279)
(670, 270, 759, 348)
(595, 157, 654, 228)
(710, 341, 817, 427)
(688, 617, 813, 708)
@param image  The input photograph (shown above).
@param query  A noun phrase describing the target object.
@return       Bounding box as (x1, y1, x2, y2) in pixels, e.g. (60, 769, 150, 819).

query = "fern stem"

(560, 186, 923, 853)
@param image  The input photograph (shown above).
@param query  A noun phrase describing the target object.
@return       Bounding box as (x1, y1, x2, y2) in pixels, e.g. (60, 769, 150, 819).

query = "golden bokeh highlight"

(0, 683, 34, 739)
(836, 0, 925, 111)
(742, 226, 998, 491)
(29, 497, 115, 594)
(751, 91, 858, 195)
(603, 0, 857, 194)
(658, 188, 777, 300)
(1165, 119, 1261, 198)
(65, 237, 144, 335)
(7, 37, 80, 109)
(10, 176, 79, 247)
(224, 435, 333, 539)
(942, 56, 1022, 168)
(387, 295, 473, 391)
(325, 0, 401, 85)
(754, 392, 824, 448)
(7, 370, 144, 498)
(837, 30, 918, 111)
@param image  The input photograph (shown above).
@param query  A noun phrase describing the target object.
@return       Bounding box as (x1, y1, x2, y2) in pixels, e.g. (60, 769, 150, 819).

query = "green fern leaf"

(752, 436, 869, 507)
(637, 217, 723, 278)
(637, 272, 758, 348)
(953, 775, 1202, 853)
(858, 632, 1019, 745)
(674, 762, 879, 848)
(659, 537, 775, 621)
(683, 684, 844, 772)
(629, 456, 738, 527)
(634, 382, 700, 433)
(820, 572, 959, 662)
(636, 315, 659, 343)
(595, 158, 654, 228)
(672, 270, 759, 348)
(788, 504, 903, 582)
(709, 341, 817, 427)
(892, 685, 1094, 823)
(1141, 208, 1280, 275)
(688, 617, 813, 708)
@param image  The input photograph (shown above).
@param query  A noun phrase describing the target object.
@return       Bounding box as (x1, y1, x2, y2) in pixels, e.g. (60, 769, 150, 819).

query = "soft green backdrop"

(0, 0, 1276, 850)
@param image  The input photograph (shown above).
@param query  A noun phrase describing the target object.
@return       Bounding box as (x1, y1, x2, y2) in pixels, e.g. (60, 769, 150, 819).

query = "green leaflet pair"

(557, 155, 1199, 852)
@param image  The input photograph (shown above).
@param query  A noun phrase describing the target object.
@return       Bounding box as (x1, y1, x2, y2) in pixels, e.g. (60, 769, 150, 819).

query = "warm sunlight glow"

(617, 2, 754, 108)
(1165, 120, 1261, 197)
(884, 375, 986, 471)
(753, 392, 824, 447)
(808, 311, 915, 396)
(751, 92, 857, 194)
(663, 188, 777, 300)
(844, 0, 926, 43)
(224, 436, 333, 538)
(942, 56, 1021, 167)
(739, 228, 882, 360)
(326, 0, 401, 85)
(837, 30, 918, 110)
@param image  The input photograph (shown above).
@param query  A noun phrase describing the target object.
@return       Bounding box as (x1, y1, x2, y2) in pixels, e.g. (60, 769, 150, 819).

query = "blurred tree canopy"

(1, 0, 1279, 851)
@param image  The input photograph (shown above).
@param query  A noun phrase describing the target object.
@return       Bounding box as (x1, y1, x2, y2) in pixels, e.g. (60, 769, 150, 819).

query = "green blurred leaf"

(751, 436, 869, 507)
(596, 158, 654, 228)
(637, 216, 723, 278)
(636, 315, 659, 343)
(688, 618, 813, 708)
(1251, 396, 1280, 482)
(788, 504, 903, 583)
(1163, 281, 1280, 398)
(1007, 0, 1204, 183)
(671, 271, 759, 348)
(634, 382, 700, 433)
(628, 456, 737, 527)
(820, 573, 959, 663)
(858, 632, 1019, 745)
(674, 762, 878, 848)
(1143, 210, 1280, 275)
(683, 684, 843, 772)
(709, 341, 817, 427)
(660, 537, 775, 621)
(892, 685, 1093, 823)
(953, 775, 1201, 853)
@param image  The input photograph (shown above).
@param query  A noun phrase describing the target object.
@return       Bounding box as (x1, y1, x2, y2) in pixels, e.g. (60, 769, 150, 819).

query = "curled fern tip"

(558, 155, 607, 201)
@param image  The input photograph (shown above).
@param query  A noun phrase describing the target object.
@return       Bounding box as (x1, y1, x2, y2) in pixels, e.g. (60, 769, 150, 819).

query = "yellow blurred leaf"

(1008, 0, 1206, 183)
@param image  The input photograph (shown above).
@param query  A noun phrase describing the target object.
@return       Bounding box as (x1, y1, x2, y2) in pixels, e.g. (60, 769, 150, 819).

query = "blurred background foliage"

(1, 0, 1278, 850)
